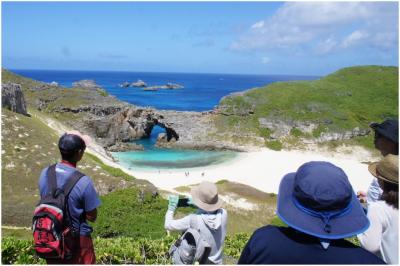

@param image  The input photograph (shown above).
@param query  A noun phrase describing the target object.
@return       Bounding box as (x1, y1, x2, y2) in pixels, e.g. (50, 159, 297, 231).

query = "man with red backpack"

(33, 131, 100, 264)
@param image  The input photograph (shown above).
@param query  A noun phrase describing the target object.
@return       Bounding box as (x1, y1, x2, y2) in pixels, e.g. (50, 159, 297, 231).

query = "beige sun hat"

(65, 130, 92, 147)
(190, 181, 223, 212)
(368, 154, 399, 184)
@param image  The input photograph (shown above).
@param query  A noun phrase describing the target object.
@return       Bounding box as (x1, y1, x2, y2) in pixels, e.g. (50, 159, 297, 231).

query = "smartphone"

(177, 197, 189, 207)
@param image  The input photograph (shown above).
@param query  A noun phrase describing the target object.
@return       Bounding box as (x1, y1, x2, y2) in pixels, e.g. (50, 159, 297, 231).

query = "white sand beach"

(41, 114, 378, 195)
(122, 148, 378, 194)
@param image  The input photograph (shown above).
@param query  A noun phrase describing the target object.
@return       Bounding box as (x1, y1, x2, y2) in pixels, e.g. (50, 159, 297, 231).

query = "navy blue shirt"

(38, 163, 101, 236)
(238, 225, 385, 264)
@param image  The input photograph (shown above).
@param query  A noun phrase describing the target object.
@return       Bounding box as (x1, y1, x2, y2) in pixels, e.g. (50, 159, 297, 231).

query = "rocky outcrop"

(2, 83, 29, 116)
(84, 107, 180, 148)
(131, 79, 147, 87)
(166, 83, 183, 89)
(53, 105, 123, 116)
(72, 80, 100, 89)
(258, 116, 370, 142)
(118, 80, 183, 90)
(144, 83, 184, 91)
(315, 127, 370, 142)
(119, 82, 130, 88)
(106, 142, 144, 152)
(259, 117, 318, 139)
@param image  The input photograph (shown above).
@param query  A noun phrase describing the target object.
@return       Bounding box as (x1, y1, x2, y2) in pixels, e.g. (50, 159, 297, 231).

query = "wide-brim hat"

(368, 154, 399, 184)
(277, 161, 370, 240)
(191, 181, 223, 212)
(370, 119, 398, 144)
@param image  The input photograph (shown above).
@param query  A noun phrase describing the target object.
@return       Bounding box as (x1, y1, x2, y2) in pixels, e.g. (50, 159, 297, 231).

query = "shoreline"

(40, 113, 378, 195)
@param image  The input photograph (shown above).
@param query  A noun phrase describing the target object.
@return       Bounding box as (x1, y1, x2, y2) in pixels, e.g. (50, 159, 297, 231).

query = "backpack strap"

(63, 170, 85, 197)
(46, 164, 58, 194)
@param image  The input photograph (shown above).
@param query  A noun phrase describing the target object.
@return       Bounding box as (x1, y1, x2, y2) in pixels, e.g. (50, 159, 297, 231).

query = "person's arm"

(164, 210, 192, 231)
(86, 208, 97, 222)
(82, 178, 101, 222)
(164, 195, 191, 231)
(357, 203, 383, 253)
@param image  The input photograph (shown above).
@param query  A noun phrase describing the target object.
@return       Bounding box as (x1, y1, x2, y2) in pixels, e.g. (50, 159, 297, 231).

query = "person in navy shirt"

(238, 161, 385, 264)
(38, 131, 100, 264)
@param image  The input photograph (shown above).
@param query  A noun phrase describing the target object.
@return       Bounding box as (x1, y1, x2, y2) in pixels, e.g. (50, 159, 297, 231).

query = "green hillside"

(216, 65, 398, 150)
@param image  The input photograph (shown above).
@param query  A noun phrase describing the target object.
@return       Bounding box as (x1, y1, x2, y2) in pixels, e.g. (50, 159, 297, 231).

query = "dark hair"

(380, 180, 399, 209)
(58, 134, 86, 162)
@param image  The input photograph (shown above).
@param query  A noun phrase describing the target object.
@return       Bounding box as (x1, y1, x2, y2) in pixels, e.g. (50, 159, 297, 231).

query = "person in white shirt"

(164, 181, 228, 264)
(358, 154, 399, 264)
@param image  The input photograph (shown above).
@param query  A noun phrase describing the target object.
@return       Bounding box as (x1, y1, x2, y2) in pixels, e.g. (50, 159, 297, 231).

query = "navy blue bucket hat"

(277, 161, 369, 239)
(370, 119, 398, 144)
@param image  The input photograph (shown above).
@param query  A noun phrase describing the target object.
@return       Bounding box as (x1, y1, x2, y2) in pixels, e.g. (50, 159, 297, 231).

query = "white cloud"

(251, 21, 264, 29)
(316, 37, 338, 55)
(230, 2, 398, 55)
(341, 30, 369, 48)
(261, 56, 270, 64)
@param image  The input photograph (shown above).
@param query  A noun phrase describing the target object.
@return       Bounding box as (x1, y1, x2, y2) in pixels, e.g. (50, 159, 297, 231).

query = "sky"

(2, 1, 399, 75)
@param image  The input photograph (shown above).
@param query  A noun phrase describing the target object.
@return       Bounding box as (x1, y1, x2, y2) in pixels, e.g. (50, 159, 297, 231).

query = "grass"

(85, 153, 134, 181)
(1, 108, 140, 227)
(216, 65, 398, 150)
(92, 187, 196, 239)
(173, 180, 278, 234)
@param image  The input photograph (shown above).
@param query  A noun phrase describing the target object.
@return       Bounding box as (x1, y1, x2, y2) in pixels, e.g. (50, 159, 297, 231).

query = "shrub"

(2, 234, 250, 264)
(93, 188, 167, 239)
(265, 140, 283, 151)
(290, 128, 303, 137)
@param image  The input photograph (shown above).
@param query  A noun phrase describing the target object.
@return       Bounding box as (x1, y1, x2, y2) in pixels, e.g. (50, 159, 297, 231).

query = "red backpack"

(32, 164, 84, 260)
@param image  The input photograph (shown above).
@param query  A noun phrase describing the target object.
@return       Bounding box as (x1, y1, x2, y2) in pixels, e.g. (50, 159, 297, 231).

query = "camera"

(177, 197, 190, 207)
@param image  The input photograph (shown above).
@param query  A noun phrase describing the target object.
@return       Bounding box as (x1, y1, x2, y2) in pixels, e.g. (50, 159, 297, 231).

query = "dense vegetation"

(93, 187, 169, 239)
(216, 66, 398, 150)
(2, 216, 361, 264)
(2, 233, 251, 264)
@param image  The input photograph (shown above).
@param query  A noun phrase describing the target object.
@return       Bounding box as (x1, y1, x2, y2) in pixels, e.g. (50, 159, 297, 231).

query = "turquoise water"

(111, 126, 237, 170)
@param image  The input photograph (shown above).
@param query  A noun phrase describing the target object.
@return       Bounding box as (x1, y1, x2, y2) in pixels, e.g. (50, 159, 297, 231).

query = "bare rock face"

(106, 142, 144, 152)
(83, 106, 183, 150)
(2, 83, 29, 116)
(72, 79, 100, 89)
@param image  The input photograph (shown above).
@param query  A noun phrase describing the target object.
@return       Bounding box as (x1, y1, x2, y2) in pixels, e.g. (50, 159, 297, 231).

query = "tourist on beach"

(358, 119, 398, 205)
(37, 131, 101, 264)
(165, 181, 228, 264)
(238, 161, 384, 264)
(358, 154, 399, 264)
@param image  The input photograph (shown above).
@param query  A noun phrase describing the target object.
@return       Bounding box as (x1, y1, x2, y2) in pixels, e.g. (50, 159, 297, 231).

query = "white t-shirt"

(358, 200, 399, 264)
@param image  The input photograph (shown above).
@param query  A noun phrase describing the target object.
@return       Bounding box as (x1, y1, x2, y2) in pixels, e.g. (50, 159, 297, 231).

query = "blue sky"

(2, 1, 398, 75)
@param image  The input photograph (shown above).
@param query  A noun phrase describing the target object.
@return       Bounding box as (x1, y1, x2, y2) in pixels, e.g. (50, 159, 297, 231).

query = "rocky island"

(119, 79, 184, 90)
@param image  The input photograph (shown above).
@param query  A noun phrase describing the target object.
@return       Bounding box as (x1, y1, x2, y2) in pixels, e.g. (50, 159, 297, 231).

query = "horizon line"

(6, 67, 321, 78)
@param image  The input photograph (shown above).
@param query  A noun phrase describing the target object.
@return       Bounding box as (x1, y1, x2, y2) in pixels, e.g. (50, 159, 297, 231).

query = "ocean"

(11, 69, 317, 111)
(12, 69, 317, 169)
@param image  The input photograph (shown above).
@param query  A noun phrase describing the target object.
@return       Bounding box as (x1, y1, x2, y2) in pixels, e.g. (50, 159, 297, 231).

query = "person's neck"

(61, 160, 77, 168)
